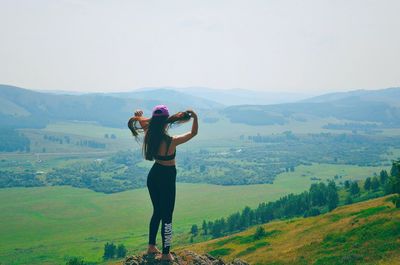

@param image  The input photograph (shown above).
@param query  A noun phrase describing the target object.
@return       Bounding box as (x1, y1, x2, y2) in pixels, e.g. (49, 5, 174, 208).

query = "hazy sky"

(0, 0, 399, 93)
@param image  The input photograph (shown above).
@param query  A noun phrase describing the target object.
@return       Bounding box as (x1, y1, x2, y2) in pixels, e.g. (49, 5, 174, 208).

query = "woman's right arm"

(173, 110, 198, 145)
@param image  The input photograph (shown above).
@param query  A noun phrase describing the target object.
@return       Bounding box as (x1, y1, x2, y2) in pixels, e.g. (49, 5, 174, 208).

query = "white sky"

(0, 0, 399, 93)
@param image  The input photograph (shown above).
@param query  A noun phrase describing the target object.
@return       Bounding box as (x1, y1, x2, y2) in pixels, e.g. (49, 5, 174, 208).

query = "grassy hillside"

(180, 195, 400, 265)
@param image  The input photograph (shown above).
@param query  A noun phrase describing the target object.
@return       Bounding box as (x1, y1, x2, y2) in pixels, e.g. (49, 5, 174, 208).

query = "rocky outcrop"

(123, 250, 248, 265)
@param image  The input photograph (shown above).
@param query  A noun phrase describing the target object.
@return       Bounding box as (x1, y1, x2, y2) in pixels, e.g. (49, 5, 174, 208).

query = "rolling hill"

(178, 195, 400, 265)
(302, 87, 400, 107)
(223, 87, 400, 127)
(2, 84, 400, 131)
(0, 84, 221, 129)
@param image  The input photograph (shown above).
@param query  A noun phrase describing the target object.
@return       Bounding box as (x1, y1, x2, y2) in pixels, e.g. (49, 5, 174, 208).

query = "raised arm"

(173, 110, 198, 146)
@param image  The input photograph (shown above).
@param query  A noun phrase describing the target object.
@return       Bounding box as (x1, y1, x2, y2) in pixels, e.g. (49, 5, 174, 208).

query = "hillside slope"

(178, 195, 400, 265)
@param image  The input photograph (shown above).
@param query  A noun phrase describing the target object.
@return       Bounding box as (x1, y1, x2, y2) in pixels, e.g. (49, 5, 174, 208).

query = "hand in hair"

(186, 109, 197, 118)
(133, 109, 149, 132)
(128, 109, 150, 137)
(134, 109, 143, 117)
(172, 109, 198, 145)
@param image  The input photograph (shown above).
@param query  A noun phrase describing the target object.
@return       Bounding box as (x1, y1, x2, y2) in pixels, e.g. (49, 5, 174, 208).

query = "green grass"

(315, 217, 400, 265)
(183, 195, 400, 265)
(237, 242, 270, 256)
(0, 162, 386, 264)
(0, 180, 300, 265)
(207, 248, 233, 257)
(352, 205, 390, 218)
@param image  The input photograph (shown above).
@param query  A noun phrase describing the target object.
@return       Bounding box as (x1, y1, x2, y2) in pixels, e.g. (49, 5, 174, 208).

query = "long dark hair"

(128, 111, 191, 160)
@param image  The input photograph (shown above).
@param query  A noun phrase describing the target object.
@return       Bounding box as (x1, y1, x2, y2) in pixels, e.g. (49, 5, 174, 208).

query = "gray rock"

(123, 250, 249, 265)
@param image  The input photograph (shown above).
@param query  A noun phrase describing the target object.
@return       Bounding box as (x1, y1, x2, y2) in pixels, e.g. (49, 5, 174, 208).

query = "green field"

(0, 163, 386, 265)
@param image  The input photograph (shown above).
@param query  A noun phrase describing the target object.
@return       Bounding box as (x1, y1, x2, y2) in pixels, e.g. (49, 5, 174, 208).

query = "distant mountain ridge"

(2, 84, 400, 129)
(223, 87, 400, 127)
(0, 84, 212, 129)
(303, 87, 400, 107)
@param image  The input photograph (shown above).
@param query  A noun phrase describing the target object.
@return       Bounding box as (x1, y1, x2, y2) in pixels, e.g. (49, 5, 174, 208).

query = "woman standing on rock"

(128, 105, 198, 261)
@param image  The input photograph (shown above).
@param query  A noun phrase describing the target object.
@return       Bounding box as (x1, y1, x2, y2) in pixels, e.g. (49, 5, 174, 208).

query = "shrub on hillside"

(65, 256, 95, 265)
(254, 226, 266, 240)
(391, 195, 400, 208)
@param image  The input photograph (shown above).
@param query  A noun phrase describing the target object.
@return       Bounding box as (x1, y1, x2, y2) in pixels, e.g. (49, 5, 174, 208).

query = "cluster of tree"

(323, 122, 380, 133)
(0, 170, 43, 188)
(246, 132, 400, 167)
(191, 180, 339, 238)
(177, 146, 296, 185)
(0, 128, 30, 152)
(386, 160, 400, 194)
(64, 242, 127, 264)
(103, 242, 127, 260)
(76, 140, 106, 149)
(391, 195, 400, 208)
(344, 165, 399, 198)
(1, 151, 148, 193)
(65, 256, 96, 265)
(253, 226, 267, 240)
(43, 134, 71, 144)
(45, 154, 147, 193)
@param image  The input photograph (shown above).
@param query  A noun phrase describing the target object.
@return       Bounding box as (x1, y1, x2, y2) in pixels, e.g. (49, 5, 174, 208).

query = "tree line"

(65, 242, 127, 265)
(192, 180, 339, 239)
(191, 160, 400, 240)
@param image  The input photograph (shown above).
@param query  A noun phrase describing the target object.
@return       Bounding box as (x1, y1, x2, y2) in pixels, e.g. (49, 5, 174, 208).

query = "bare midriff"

(155, 159, 176, 166)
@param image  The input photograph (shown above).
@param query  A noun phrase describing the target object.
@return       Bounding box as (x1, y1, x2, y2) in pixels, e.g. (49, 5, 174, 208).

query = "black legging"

(147, 162, 176, 254)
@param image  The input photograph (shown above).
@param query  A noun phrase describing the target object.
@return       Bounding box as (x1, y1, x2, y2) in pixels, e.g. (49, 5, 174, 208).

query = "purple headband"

(152, 104, 169, 117)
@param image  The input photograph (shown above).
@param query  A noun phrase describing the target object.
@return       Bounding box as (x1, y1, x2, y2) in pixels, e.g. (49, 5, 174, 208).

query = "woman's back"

(154, 135, 176, 166)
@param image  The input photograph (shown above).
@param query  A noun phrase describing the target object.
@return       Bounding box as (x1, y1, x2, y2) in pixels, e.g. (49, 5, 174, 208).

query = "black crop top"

(154, 135, 176, 161)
